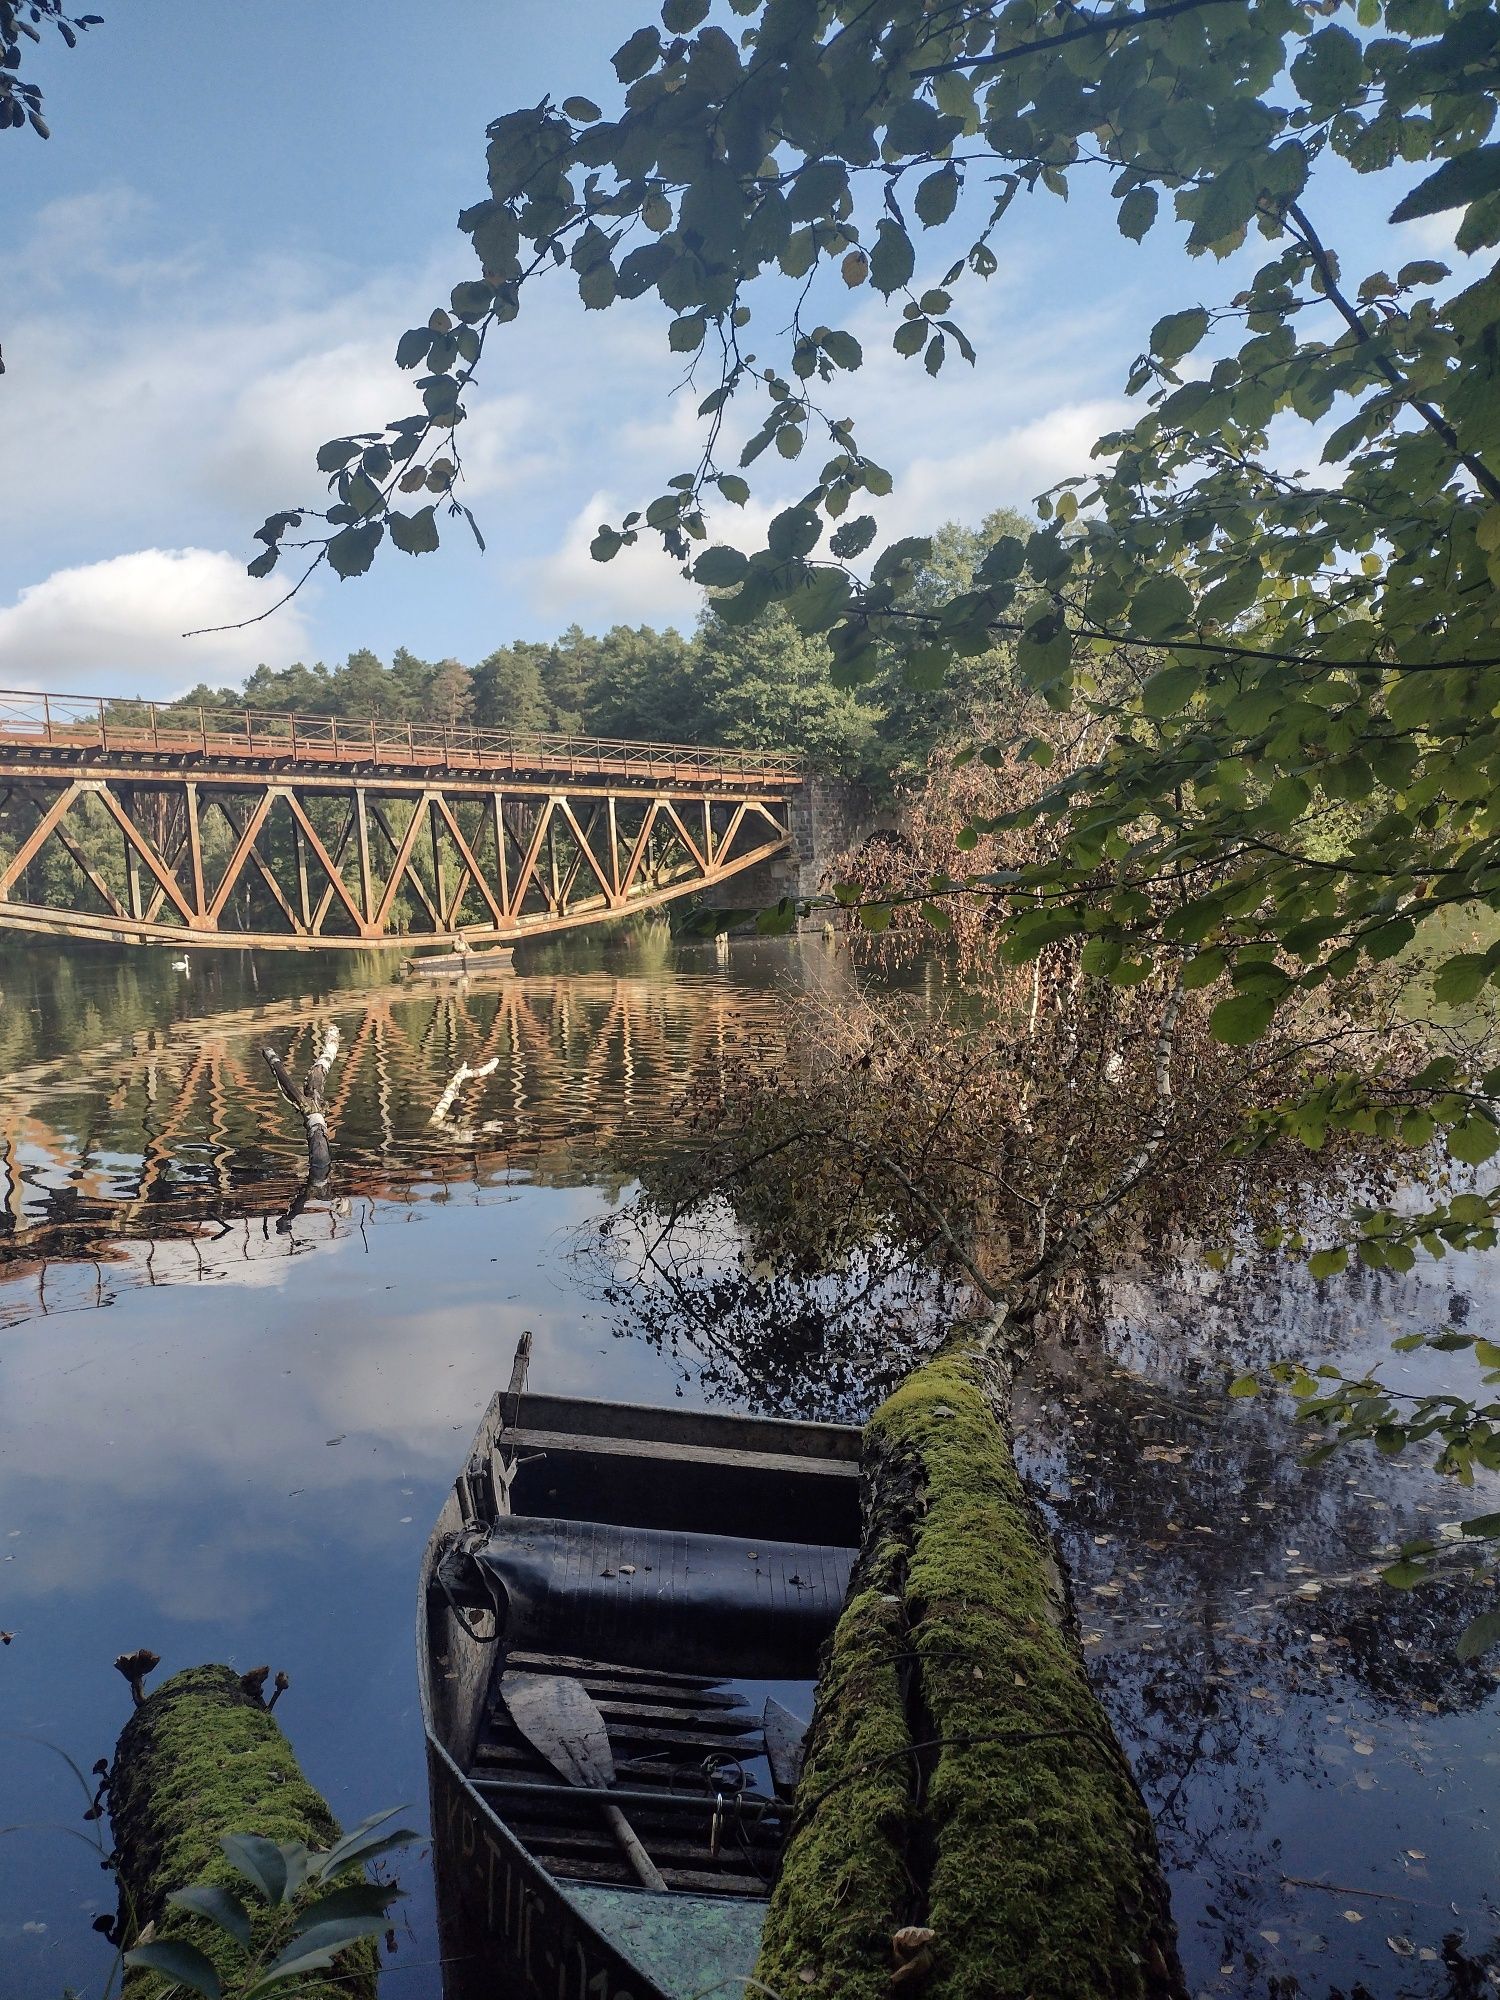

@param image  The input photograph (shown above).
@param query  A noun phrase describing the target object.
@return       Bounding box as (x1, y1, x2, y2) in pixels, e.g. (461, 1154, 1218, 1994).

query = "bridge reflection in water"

(0, 970, 794, 1318)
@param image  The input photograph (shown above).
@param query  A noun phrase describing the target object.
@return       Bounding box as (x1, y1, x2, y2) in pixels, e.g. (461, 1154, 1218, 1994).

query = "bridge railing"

(0, 689, 806, 784)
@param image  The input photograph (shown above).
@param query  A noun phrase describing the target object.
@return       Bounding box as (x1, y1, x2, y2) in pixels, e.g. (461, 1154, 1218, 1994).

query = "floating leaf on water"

(1388, 1936, 1415, 1956)
(1343, 1910, 1364, 1923)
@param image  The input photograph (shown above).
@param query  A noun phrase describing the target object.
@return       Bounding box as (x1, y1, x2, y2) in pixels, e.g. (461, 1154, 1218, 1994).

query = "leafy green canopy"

(256, 0, 1500, 1263)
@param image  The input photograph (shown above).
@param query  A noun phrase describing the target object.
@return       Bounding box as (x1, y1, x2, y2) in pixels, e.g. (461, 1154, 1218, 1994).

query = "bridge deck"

(0, 690, 803, 790)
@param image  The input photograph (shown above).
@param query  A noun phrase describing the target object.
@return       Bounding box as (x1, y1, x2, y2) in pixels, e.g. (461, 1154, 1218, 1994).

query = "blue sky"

(0, 2, 1464, 703)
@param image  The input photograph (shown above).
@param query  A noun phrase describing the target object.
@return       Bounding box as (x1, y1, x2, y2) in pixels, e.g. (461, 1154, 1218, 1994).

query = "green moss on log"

(755, 1537, 916, 1996)
(110, 1664, 378, 1999)
(756, 1341, 1184, 2000)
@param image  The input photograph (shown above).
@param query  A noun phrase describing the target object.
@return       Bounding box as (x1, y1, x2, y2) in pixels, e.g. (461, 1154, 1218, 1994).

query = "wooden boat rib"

(419, 1337, 861, 2000)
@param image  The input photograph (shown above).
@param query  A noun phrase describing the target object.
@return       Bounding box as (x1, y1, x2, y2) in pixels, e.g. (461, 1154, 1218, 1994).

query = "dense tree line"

(173, 512, 1033, 788)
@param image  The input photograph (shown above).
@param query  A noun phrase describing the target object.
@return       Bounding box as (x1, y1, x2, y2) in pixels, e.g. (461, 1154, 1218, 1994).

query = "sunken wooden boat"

(418, 1337, 861, 2000)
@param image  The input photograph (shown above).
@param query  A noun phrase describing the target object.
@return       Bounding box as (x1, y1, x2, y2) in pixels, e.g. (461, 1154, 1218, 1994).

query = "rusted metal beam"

(51, 816, 130, 919)
(431, 794, 505, 928)
(90, 784, 197, 924)
(185, 780, 207, 922)
(206, 788, 275, 923)
(284, 792, 368, 936)
(0, 781, 83, 896)
(370, 796, 436, 932)
(215, 791, 303, 934)
(354, 787, 374, 928)
(556, 799, 613, 903)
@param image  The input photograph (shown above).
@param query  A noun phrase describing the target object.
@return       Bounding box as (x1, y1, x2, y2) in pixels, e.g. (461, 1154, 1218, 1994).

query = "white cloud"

(524, 492, 703, 631)
(0, 548, 312, 695)
(885, 397, 1129, 536)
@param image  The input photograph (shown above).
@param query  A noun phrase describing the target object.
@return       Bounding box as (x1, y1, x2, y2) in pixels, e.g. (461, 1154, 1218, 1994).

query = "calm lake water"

(1, 935, 1498, 1999)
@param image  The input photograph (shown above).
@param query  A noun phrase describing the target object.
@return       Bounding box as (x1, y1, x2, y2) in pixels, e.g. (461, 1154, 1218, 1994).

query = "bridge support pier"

(715, 775, 889, 930)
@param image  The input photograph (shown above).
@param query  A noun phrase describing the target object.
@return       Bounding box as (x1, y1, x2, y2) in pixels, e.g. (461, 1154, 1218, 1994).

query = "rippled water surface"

(2, 937, 1498, 1999)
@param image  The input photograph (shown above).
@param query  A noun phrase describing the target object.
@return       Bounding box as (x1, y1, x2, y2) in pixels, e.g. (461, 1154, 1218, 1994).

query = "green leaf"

(694, 545, 749, 587)
(1460, 1512, 1500, 1540)
(1291, 24, 1364, 110)
(168, 1884, 252, 1951)
(1381, 1559, 1431, 1589)
(326, 523, 383, 581)
(830, 514, 877, 560)
(1390, 146, 1500, 224)
(1228, 1375, 1260, 1398)
(1141, 662, 1196, 715)
(561, 95, 602, 122)
(1182, 947, 1226, 990)
(1449, 1115, 1500, 1166)
(222, 1832, 290, 1905)
(767, 506, 821, 560)
(245, 1917, 392, 1994)
(1117, 187, 1157, 241)
(1308, 1247, 1348, 1280)
(1210, 988, 1278, 1046)
(1457, 1612, 1500, 1662)
(717, 474, 750, 506)
(914, 164, 960, 228)
(448, 281, 493, 320)
(394, 329, 431, 369)
(246, 549, 277, 580)
(613, 25, 661, 81)
(124, 1943, 222, 2000)
(1433, 953, 1490, 1005)
(1149, 308, 1209, 367)
(870, 218, 915, 297)
(316, 1809, 417, 1881)
(668, 311, 707, 352)
(1129, 575, 1194, 639)
(387, 507, 440, 556)
(820, 329, 862, 371)
(315, 439, 359, 474)
(292, 1883, 400, 1930)
(755, 898, 798, 937)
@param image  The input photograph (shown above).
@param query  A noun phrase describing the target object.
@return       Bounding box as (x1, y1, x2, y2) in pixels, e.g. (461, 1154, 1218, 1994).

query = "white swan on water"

(171, 954, 189, 973)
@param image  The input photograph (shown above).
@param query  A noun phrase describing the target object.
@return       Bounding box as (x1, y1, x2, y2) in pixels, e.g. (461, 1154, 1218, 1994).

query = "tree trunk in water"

(756, 1323, 1186, 2000)
(110, 1663, 378, 1998)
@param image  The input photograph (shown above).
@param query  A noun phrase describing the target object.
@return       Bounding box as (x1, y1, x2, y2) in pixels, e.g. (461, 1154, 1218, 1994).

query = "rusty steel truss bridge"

(0, 690, 801, 951)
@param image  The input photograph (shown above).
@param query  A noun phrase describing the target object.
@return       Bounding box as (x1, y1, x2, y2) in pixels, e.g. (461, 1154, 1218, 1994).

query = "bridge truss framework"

(0, 695, 800, 950)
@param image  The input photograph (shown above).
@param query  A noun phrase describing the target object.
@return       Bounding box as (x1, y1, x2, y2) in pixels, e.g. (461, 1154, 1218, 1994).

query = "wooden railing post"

(42, 693, 52, 743)
(99, 697, 108, 752)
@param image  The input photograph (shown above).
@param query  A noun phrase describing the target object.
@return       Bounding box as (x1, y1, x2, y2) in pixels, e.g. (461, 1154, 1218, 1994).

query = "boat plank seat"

(504, 1412, 861, 1544)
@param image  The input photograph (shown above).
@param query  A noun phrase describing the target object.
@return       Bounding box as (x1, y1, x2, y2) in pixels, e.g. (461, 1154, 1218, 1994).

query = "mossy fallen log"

(110, 1663, 378, 1999)
(757, 1328, 1186, 2000)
